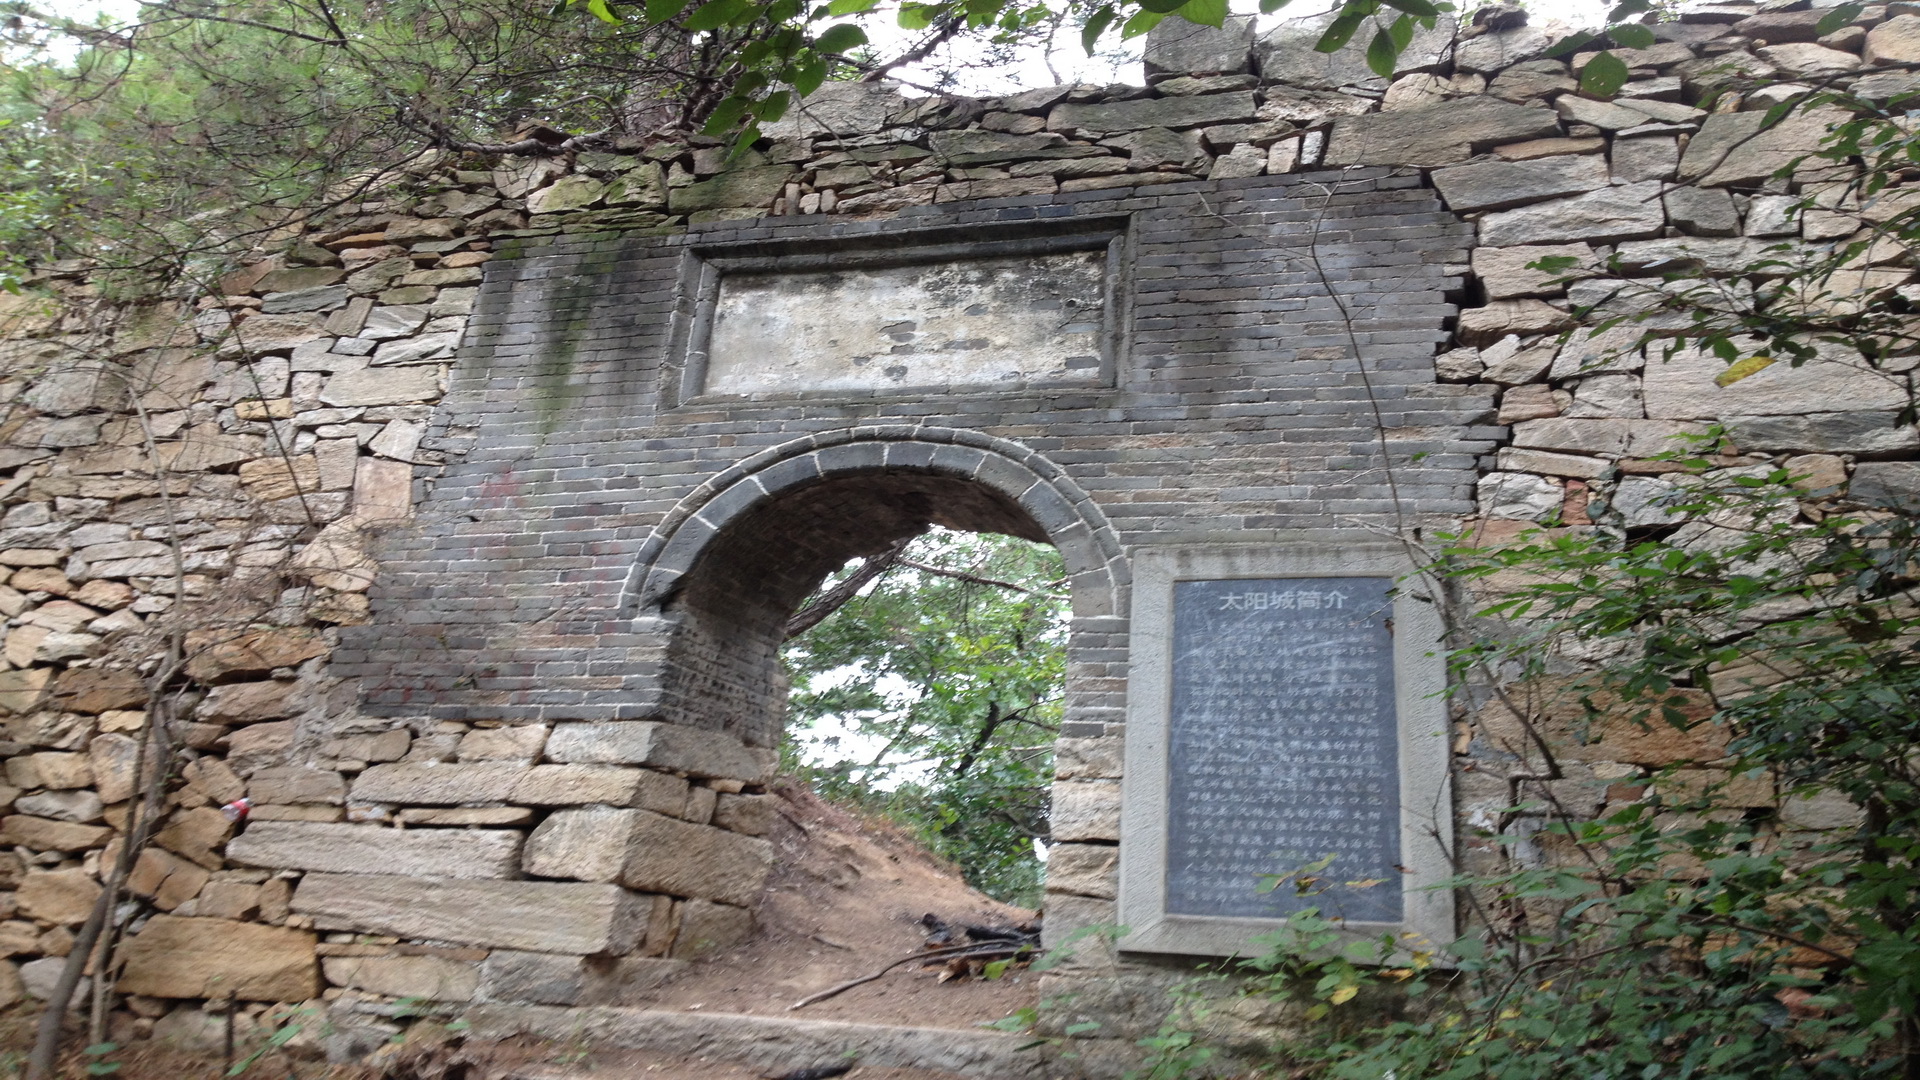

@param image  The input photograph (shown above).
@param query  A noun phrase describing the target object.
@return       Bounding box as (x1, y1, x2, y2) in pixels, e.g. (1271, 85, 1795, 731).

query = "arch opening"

(634, 434, 1123, 903)
(782, 525, 1067, 904)
(658, 470, 1053, 751)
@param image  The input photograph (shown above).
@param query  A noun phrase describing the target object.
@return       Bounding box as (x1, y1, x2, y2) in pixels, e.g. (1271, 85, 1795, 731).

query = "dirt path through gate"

(624, 781, 1041, 1031)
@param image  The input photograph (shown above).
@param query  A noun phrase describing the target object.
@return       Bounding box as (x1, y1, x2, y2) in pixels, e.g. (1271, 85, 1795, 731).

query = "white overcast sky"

(889, 0, 1609, 95)
(53, 0, 1609, 97)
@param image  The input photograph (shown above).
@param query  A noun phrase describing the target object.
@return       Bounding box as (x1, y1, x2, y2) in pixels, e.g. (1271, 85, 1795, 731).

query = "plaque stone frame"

(1118, 540, 1455, 959)
(661, 215, 1134, 408)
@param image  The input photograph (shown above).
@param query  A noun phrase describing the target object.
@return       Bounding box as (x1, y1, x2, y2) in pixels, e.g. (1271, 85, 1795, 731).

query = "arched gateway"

(328, 171, 1484, 1009)
(627, 427, 1122, 749)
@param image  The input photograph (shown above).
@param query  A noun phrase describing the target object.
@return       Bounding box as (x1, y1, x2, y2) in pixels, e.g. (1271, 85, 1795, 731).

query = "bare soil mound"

(625, 780, 1041, 1030)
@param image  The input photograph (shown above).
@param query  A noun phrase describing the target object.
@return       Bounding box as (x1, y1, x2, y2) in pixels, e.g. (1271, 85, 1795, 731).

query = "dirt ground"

(2, 782, 1042, 1080)
(625, 781, 1041, 1029)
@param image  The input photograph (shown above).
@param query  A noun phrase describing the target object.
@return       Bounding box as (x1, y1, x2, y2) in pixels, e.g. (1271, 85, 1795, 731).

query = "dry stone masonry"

(1, 0, 1916, 1061)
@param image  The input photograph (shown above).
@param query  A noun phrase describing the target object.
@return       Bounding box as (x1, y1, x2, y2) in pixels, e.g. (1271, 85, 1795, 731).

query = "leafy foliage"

(0, 0, 743, 288)
(781, 528, 1066, 905)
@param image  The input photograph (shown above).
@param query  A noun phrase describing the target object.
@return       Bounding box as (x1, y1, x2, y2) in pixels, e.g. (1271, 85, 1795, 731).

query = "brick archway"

(625, 427, 1125, 750)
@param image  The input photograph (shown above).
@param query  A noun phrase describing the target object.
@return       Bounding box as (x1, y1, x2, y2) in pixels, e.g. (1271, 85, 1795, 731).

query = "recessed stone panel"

(702, 250, 1110, 396)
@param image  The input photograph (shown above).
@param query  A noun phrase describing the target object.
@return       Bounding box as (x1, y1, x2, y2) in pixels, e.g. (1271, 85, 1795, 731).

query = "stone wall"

(0, 0, 1914, 1061)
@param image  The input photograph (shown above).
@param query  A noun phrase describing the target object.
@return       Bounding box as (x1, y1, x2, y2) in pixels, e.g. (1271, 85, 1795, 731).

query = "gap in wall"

(780, 526, 1068, 907)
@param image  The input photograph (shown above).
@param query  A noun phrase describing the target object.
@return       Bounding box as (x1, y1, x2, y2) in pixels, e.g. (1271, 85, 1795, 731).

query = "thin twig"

(788, 943, 1033, 1010)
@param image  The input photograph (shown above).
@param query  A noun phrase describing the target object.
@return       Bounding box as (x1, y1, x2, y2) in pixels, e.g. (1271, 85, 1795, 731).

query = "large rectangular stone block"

(617, 810, 773, 907)
(544, 722, 767, 782)
(1045, 843, 1119, 900)
(1642, 343, 1909, 420)
(1431, 154, 1610, 213)
(1046, 92, 1258, 135)
(321, 954, 479, 1002)
(523, 806, 771, 907)
(118, 915, 318, 1001)
(478, 949, 685, 1006)
(1477, 182, 1668, 246)
(1, 815, 110, 851)
(1050, 780, 1122, 843)
(702, 249, 1110, 397)
(512, 763, 688, 814)
(291, 873, 649, 954)
(523, 806, 633, 882)
(1325, 97, 1560, 167)
(228, 821, 522, 879)
(350, 761, 529, 804)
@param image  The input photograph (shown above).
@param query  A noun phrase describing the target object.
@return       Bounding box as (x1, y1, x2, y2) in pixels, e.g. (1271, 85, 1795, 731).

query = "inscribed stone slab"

(1165, 577, 1401, 923)
(1118, 542, 1455, 960)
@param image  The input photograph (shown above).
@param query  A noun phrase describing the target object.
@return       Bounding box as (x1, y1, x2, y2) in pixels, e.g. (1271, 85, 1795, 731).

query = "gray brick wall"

(337, 170, 1495, 742)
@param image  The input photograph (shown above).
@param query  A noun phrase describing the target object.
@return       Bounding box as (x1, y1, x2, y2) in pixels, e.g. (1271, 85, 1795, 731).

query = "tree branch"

(893, 559, 1064, 600)
(785, 534, 918, 640)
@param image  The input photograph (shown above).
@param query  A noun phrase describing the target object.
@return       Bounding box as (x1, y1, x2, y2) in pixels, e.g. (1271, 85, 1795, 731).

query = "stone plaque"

(1120, 543, 1453, 959)
(1166, 577, 1401, 923)
(702, 251, 1109, 396)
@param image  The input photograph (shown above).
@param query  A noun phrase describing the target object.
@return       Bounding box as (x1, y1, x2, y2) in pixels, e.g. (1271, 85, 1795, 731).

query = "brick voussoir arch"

(625, 425, 1125, 618)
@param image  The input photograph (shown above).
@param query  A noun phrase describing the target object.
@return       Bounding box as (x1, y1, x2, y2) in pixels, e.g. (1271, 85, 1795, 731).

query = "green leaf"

(984, 1007, 1037, 1033)
(1064, 1021, 1103, 1035)
(1387, 12, 1414, 49)
(826, 0, 880, 12)
(1315, 10, 1367, 53)
(1609, 23, 1655, 48)
(791, 56, 828, 96)
(1138, 0, 1192, 16)
(645, 0, 695, 22)
(982, 958, 1011, 979)
(702, 94, 751, 135)
(733, 69, 770, 97)
(1817, 2, 1863, 34)
(1081, 5, 1117, 53)
(1120, 7, 1168, 36)
(683, 0, 747, 30)
(1379, 0, 1440, 16)
(755, 89, 792, 122)
(585, 0, 621, 23)
(1259, 0, 1295, 11)
(897, 3, 935, 28)
(814, 22, 868, 52)
(1607, 0, 1652, 19)
(1365, 27, 1398, 78)
(1175, 0, 1228, 27)
(1580, 49, 1630, 97)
